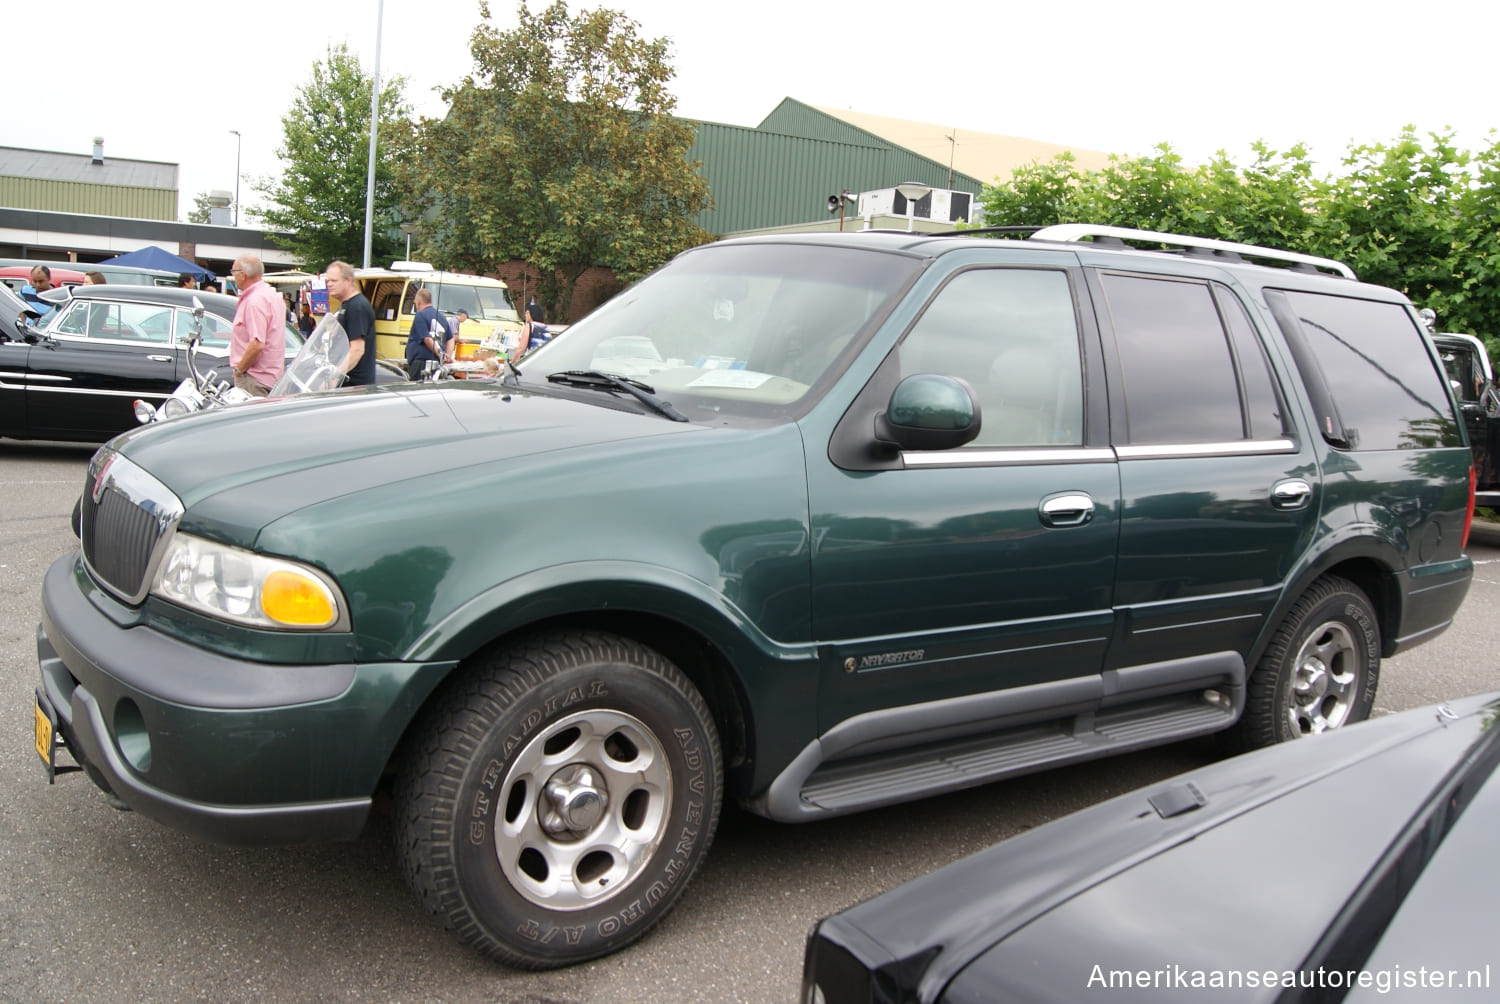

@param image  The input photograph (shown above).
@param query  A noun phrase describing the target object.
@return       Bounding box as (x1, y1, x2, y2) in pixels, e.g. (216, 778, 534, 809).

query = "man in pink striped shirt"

(228, 254, 285, 396)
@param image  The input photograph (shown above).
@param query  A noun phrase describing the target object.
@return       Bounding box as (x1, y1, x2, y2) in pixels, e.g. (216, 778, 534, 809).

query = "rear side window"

(1277, 291, 1460, 450)
(1099, 273, 1283, 444)
(369, 279, 405, 322)
(54, 301, 174, 344)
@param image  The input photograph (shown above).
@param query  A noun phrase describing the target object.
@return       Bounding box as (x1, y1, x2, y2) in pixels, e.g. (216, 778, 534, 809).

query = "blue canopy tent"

(97, 246, 215, 283)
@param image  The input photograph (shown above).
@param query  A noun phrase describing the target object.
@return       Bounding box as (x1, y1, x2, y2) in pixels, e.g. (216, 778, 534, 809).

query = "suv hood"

(112, 381, 702, 516)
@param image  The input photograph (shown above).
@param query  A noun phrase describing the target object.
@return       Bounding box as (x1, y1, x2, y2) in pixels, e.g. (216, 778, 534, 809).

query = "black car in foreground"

(803, 692, 1500, 1003)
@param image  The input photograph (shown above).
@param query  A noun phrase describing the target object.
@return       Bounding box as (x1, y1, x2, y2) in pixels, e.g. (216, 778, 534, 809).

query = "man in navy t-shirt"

(403, 287, 454, 379)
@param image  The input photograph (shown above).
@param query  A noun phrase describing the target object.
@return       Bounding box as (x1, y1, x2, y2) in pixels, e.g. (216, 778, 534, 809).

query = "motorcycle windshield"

(271, 312, 349, 397)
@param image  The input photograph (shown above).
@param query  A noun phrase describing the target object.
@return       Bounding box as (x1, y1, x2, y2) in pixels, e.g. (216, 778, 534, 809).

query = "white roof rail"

(1030, 224, 1356, 280)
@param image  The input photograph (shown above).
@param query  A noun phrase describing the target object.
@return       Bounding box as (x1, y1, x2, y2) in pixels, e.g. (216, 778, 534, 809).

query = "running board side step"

(749, 655, 1243, 822)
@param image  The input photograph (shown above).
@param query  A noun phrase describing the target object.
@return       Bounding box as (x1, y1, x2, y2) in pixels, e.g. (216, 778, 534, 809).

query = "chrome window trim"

(28, 385, 169, 400)
(904, 447, 1115, 467)
(901, 439, 1296, 466)
(38, 331, 175, 350)
(1116, 439, 1296, 460)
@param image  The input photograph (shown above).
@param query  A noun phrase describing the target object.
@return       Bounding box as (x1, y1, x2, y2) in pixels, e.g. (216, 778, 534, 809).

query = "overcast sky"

(8, 0, 1497, 224)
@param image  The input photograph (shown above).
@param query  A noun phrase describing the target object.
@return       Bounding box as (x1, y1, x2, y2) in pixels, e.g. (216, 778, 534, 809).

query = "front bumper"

(36, 552, 454, 845)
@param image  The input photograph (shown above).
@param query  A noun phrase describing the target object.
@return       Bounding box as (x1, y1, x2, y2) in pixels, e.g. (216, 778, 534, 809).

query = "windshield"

(425, 282, 520, 324)
(519, 243, 917, 418)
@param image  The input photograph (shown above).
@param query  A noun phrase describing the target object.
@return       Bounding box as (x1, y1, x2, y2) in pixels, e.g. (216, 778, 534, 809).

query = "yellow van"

(355, 262, 523, 362)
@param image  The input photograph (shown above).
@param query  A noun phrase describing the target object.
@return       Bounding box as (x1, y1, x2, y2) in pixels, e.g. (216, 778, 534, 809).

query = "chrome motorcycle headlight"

(160, 396, 192, 419)
(133, 400, 157, 423)
(150, 532, 348, 631)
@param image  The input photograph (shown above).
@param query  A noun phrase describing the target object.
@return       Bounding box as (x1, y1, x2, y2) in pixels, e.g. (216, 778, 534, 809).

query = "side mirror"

(1484, 384, 1500, 420)
(18, 308, 44, 343)
(874, 374, 981, 452)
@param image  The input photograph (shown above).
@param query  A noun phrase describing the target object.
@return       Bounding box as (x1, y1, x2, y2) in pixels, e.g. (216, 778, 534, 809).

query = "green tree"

(1314, 128, 1471, 329)
(401, 1, 713, 318)
(1450, 131, 1500, 350)
(187, 191, 216, 225)
(978, 141, 1318, 246)
(254, 43, 412, 268)
(976, 130, 1500, 355)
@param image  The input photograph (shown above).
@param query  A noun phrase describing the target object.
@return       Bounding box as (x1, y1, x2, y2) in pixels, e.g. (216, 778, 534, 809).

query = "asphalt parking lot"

(3, 439, 1497, 1003)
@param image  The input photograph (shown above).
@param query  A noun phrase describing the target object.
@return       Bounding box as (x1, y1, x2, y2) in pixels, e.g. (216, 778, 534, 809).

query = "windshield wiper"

(545, 370, 689, 422)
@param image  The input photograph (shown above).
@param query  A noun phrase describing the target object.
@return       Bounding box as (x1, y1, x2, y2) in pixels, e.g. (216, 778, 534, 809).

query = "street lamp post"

(399, 222, 418, 261)
(229, 130, 241, 227)
(363, 0, 385, 268)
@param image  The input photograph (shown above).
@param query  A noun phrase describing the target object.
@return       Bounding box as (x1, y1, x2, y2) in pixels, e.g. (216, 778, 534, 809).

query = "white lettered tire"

(395, 630, 722, 968)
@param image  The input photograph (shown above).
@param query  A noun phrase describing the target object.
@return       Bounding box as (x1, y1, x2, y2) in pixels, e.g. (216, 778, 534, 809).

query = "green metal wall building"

(685, 98, 985, 236)
(0, 142, 177, 222)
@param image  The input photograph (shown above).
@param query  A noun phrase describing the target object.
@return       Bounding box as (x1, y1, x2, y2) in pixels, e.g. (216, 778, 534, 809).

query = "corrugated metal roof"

(687, 103, 987, 236)
(0, 145, 177, 189)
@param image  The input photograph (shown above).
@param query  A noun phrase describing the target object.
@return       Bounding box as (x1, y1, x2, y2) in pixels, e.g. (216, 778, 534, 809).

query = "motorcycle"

(134, 302, 349, 424)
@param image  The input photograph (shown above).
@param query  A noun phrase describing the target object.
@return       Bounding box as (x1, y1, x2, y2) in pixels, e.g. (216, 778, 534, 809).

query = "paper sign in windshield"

(688, 369, 773, 389)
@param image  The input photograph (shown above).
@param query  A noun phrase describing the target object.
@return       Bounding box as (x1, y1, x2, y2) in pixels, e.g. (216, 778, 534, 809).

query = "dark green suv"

(35, 225, 1475, 968)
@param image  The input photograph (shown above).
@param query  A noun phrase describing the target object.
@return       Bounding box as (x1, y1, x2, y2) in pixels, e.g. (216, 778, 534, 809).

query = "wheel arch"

(1250, 542, 1401, 669)
(380, 562, 819, 801)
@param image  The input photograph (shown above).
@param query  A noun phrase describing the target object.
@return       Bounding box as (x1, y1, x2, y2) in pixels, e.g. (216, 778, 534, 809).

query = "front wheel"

(395, 631, 723, 968)
(1224, 575, 1380, 753)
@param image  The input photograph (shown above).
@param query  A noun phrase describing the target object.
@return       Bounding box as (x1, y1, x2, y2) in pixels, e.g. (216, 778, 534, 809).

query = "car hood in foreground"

(804, 693, 1500, 1004)
(110, 381, 704, 519)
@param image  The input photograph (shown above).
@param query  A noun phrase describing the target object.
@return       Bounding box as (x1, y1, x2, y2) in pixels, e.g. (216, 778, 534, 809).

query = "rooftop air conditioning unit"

(858, 187, 977, 224)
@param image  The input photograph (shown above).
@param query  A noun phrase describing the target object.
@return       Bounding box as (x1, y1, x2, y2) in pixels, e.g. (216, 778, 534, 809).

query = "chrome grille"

(79, 448, 184, 604)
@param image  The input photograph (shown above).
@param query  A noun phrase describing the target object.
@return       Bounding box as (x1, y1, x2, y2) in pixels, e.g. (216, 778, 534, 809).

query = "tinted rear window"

(1100, 273, 1250, 444)
(1279, 291, 1459, 450)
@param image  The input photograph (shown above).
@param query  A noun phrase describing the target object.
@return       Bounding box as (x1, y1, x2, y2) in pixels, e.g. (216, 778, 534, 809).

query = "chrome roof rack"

(1030, 224, 1356, 280)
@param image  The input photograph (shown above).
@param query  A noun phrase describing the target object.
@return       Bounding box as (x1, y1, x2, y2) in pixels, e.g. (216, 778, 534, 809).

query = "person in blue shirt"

(20, 265, 58, 325)
(403, 287, 454, 379)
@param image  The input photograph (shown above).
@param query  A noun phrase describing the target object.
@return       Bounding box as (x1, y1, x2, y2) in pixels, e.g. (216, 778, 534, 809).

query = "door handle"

(1040, 492, 1095, 528)
(147, 355, 173, 362)
(1271, 478, 1312, 510)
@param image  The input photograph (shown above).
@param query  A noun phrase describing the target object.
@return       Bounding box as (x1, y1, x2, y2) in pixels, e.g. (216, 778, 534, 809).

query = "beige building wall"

(811, 105, 1115, 186)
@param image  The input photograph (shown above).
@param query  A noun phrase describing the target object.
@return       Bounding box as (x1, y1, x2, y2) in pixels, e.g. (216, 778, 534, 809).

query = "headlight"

(151, 532, 347, 630)
(161, 397, 191, 419)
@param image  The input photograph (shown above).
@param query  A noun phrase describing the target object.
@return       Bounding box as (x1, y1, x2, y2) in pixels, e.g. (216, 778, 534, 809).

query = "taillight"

(1463, 464, 1476, 551)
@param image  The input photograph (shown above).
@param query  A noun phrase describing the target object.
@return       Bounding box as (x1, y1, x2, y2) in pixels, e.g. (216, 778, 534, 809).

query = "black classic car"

(1430, 329, 1500, 508)
(0, 285, 303, 443)
(803, 692, 1500, 1003)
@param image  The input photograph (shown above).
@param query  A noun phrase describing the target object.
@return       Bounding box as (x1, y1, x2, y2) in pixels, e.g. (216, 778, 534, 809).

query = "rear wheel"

(395, 631, 722, 968)
(1225, 575, 1380, 753)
